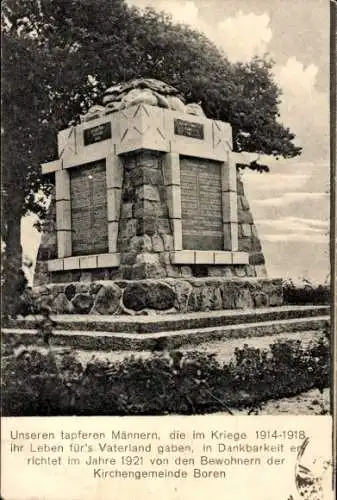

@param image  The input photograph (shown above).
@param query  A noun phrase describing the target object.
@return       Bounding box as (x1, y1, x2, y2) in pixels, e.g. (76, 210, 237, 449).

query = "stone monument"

(34, 79, 282, 314)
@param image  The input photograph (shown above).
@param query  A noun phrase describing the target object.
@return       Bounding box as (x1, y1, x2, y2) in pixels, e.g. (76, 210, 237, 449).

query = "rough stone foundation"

(32, 277, 283, 315)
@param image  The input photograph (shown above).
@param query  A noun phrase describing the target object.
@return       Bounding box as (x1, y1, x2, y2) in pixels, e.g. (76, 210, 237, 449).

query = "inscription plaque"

(70, 161, 108, 255)
(83, 122, 112, 146)
(174, 119, 204, 140)
(180, 157, 223, 250)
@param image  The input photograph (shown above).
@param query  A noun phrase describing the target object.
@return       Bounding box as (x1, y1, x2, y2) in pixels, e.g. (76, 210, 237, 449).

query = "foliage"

(1, 333, 329, 416)
(1, 0, 302, 307)
(282, 279, 330, 305)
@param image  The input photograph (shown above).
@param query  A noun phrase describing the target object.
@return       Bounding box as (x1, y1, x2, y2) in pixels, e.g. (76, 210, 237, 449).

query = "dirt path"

(230, 388, 330, 415)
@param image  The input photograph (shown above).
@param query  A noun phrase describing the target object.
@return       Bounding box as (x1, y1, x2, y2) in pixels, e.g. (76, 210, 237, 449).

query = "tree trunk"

(2, 203, 25, 317)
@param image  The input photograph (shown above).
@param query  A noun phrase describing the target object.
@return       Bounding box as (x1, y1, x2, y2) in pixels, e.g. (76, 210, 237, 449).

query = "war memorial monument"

(34, 78, 283, 316)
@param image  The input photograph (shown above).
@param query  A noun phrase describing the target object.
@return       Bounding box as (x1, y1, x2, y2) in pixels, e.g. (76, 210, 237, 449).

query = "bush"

(282, 278, 330, 305)
(1, 331, 330, 416)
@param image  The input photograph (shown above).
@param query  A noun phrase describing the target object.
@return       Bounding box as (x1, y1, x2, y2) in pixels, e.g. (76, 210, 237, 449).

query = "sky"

(22, 0, 331, 284)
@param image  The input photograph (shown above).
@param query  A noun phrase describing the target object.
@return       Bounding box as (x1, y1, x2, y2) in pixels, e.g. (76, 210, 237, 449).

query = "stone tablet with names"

(70, 161, 108, 255)
(180, 157, 223, 250)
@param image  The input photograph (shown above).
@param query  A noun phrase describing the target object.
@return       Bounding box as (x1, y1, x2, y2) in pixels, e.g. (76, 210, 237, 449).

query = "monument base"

(32, 277, 283, 315)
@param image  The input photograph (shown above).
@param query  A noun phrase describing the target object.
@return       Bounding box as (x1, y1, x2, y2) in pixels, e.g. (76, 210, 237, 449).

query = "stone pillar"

(34, 188, 57, 285)
(55, 170, 72, 258)
(117, 150, 173, 280)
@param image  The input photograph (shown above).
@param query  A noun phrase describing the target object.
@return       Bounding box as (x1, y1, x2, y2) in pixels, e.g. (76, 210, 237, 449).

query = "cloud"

(264, 232, 328, 243)
(256, 216, 329, 245)
(275, 57, 319, 95)
(128, 0, 272, 62)
(156, 0, 200, 24)
(256, 216, 329, 233)
(131, 0, 210, 35)
(253, 191, 328, 207)
(217, 11, 272, 62)
(256, 217, 328, 244)
(273, 57, 329, 161)
(242, 162, 330, 232)
(243, 171, 310, 193)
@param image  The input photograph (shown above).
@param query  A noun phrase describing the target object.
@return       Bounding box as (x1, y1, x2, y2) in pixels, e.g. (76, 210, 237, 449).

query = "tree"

(1, 32, 56, 315)
(1, 0, 301, 312)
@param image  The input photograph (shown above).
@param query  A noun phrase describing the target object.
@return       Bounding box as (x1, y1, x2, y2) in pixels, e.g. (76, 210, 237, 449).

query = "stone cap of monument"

(81, 78, 206, 122)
